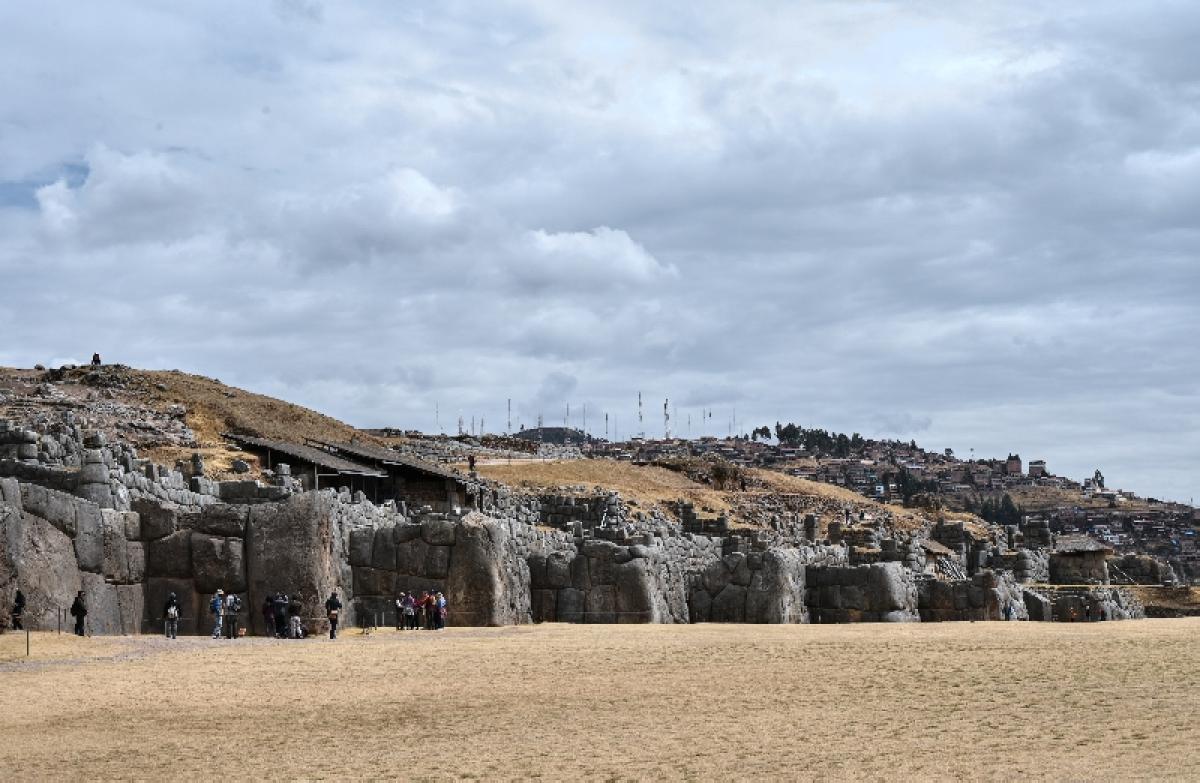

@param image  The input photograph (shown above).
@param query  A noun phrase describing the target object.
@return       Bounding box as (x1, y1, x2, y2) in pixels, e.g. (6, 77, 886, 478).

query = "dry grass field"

(2, 620, 1198, 780)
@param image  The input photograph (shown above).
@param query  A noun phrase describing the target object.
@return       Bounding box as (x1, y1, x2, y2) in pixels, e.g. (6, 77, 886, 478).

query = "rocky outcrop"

(917, 570, 1030, 621)
(807, 562, 919, 622)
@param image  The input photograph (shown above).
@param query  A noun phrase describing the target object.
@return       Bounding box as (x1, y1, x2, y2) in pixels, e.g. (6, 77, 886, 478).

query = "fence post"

(26, 627, 30, 657)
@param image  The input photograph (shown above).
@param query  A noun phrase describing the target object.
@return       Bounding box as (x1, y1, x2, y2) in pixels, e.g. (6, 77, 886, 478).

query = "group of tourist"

(394, 590, 448, 631)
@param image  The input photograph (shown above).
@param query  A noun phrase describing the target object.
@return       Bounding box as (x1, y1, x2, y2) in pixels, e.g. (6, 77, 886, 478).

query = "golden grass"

(1, 621, 1197, 780)
(477, 459, 737, 516)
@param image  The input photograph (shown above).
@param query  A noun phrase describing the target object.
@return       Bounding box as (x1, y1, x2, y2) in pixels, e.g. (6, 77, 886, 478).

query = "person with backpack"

(324, 592, 342, 639)
(209, 589, 225, 639)
(11, 588, 26, 631)
(163, 592, 181, 639)
(70, 591, 87, 636)
(423, 591, 438, 630)
(224, 592, 242, 639)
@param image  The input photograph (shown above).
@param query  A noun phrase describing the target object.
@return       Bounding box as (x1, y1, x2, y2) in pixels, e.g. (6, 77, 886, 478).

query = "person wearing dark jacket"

(261, 596, 274, 637)
(11, 588, 26, 631)
(287, 595, 302, 639)
(163, 592, 181, 639)
(324, 592, 342, 639)
(272, 593, 289, 638)
(70, 591, 87, 636)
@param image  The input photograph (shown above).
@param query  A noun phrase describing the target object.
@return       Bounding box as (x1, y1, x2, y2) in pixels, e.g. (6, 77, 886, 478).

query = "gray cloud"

(0, 2, 1197, 501)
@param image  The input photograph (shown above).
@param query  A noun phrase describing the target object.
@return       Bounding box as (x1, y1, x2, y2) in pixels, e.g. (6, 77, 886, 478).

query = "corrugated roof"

(224, 434, 386, 477)
(310, 438, 464, 483)
(1054, 535, 1113, 553)
(919, 539, 955, 557)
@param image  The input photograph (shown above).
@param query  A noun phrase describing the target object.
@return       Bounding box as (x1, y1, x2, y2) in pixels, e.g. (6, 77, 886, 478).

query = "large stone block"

(393, 523, 422, 543)
(396, 538, 430, 576)
(711, 584, 747, 622)
(612, 560, 655, 623)
(6, 513, 83, 630)
(372, 526, 398, 571)
(421, 516, 456, 546)
(531, 588, 557, 622)
(0, 477, 21, 509)
(546, 551, 573, 588)
(145, 577, 201, 636)
(146, 530, 192, 578)
(348, 527, 374, 567)
(191, 504, 249, 537)
(425, 545, 451, 579)
(688, 588, 712, 623)
(78, 572, 123, 635)
(74, 502, 105, 573)
(353, 566, 396, 596)
(127, 541, 146, 584)
(101, 509, 130, 583)
(444, 515, 529, 626)
(556, 588, 584, 622)
(585, 585, 617, 623)
(133, 499, 179, 540)
(191, 532, 246, 593)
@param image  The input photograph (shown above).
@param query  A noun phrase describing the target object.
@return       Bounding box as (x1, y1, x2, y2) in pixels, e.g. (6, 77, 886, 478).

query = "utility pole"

(583, 403, 587, 438)
(507, 398, 511, 435)
(664, 398, 670, 440)
(605, 412, 609, 439)
(638, 392, 643, 439)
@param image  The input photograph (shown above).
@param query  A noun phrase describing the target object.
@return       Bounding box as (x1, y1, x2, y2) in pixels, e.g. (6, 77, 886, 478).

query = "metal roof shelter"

(223, 433, 385, 493)
(307, 438, 464, 483)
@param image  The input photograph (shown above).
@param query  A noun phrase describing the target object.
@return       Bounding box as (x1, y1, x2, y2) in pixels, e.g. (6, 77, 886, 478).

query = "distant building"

(1005, 453, 1023, 476)
(1028, 459, 1047, 478)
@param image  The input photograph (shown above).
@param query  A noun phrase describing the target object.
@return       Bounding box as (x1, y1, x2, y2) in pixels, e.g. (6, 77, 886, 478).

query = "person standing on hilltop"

(324, 592, 342, 639)
(90, 353, 101, 366)
(70, 591, 87, 636)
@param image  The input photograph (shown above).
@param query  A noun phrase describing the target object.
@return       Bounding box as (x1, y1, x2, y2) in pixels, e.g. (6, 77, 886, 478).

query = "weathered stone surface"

(711, 583, 747, 622)
(421, 516, 456, 546)
(78, 572, 122, 635)
(3, 513, 83, 630)
(584, 584, 617, 623)
(353, 566, 396, 596)
(556, 587, 584, 622)
(245, 493, 352, 636)
(348, 527, 374, 567)
(146, 530, 192, 578)
(1023, 588, 1052, 621)
(527, 553, 548, 588)
(74, 502, 105, 573)
(371, 526, 398, 571)
(444, 514, 528, 626)
(191, 532, 247, 593)
(100, 509, 130, 583)
(612, 560, 656, 623)
(546, 551, 573, 588)
(116, 584, 145, 635)
(121, 511, 141, 541)
(396, 538, 430, 576)
(425, 545, 451, 579)
(702, 558, 731, 595)
(192, 504, 249, 537)
(127, 541, 146, 583)
(725, 552, 753, 587)
(688, 588, 712, 623)
(393, 523, 422, 543)
(133, 498, 178, 540)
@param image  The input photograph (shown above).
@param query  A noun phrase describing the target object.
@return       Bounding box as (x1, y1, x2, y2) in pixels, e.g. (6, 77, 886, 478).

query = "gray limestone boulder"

(371, 526, 398, 571)
(348, 527, 374, 567)
(421, 516, 456, 546)
(3, 513, 83, 630)
(100, 510, 130, 583)
(133, 499, 179, 540)
(546, 551, 573, 588)
(396, 538, 430, 576)
(74, 502, 105, 573)
(353, 566, 396, 596)
(146, 530, 193, 578)
(557, 587, 584, 622)
(444, 514, 529, 626)
(425, 545, 451, 579)
(191, 533, 247, 593)
(191, 504, 249, 537)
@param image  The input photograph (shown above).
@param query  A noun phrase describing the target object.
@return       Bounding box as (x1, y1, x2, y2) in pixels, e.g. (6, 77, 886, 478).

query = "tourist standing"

(273, 592, 289, 638)
(210, 589, 225, 639)
(11, 588, 25, 631)
(394, 594, 404, 630)
(288, 594, 303, 639)
(325, 592, 342, 639)
(163, 592, 180, 639)
(435, 592, 447, 630)
(224, 592, 242, 639)
(70, 591, 87, 636)
(402, 592, 416, 630)
(423, 591, 437, 630)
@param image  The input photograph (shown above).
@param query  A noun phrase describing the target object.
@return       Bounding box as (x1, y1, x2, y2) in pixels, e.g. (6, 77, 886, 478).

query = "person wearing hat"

(163, 592, 181, 639)
(209, 589, 225, 639)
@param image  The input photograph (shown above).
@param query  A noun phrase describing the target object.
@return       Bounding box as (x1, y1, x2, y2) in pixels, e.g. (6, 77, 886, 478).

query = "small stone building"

(1049, 535, 1113, 584)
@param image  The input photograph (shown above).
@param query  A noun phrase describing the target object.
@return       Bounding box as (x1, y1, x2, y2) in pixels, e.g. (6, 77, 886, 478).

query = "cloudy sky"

(1, 2, 1197, 502)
